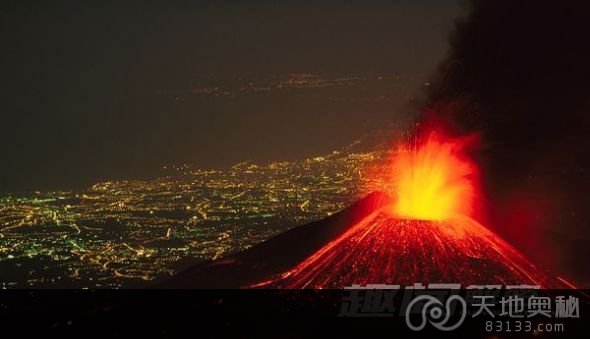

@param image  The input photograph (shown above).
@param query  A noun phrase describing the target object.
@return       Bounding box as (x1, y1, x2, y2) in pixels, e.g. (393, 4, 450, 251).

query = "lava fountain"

(254, 130, 574, 289)
(389, 132, 478, 221)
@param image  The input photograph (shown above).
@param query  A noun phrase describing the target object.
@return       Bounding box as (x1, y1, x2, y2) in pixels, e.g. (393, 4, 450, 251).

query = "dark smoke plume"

(423, 0, 590, 283)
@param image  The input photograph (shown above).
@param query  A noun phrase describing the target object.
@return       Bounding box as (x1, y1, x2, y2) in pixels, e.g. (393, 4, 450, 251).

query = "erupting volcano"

(253, 131, 573, 289)
(159, 127, 576, 289)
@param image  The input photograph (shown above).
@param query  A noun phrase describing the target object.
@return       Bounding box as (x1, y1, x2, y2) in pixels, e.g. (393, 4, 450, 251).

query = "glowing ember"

(389, 132, 478, 221)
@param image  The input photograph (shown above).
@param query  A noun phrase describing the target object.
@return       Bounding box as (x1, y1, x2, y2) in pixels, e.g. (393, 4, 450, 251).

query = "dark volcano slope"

(154, 192, 390, 288)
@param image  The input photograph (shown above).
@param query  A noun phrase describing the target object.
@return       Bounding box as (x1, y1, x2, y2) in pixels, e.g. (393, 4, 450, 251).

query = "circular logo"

(405, 295, 467, 331)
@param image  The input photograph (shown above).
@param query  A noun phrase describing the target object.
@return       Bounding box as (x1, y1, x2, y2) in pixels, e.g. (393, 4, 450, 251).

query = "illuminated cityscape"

(0, 148, 390, 288)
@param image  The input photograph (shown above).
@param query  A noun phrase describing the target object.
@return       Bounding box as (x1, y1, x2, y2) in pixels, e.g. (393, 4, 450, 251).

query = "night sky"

(0, 0, 462, 191)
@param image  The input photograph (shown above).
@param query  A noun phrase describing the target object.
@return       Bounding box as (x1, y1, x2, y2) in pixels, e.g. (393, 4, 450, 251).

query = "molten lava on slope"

(255, 131, 574, 288)
(264, 211, 569, 288)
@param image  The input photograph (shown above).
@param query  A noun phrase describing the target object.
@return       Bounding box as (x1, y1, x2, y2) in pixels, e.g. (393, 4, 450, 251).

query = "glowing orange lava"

(388, 132, 478, 221)
(250, 125, 575, 289)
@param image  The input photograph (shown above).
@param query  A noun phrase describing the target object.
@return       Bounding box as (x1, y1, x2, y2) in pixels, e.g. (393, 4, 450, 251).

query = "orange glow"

(388, 132, 478, 221)
(252, 126, 574, 289)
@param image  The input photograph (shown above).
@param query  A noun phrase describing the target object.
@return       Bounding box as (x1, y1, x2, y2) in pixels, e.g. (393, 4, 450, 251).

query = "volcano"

(256, 207, 572, 288)
(157, 131, 574, 289)
(156, 192, 572, 289)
